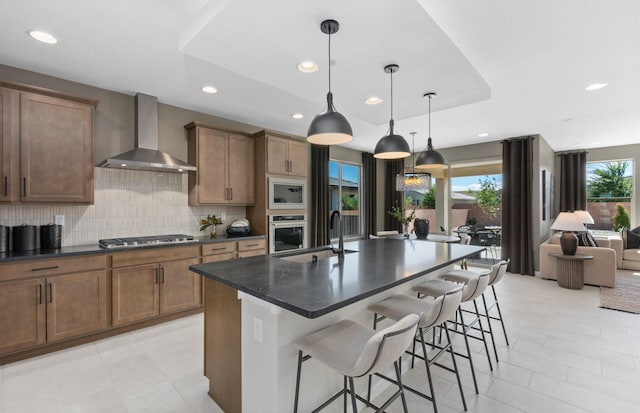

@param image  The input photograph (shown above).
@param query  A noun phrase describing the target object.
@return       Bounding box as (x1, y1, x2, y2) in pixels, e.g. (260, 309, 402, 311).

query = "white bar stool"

(482, 260, 510, 347)
(413, 268, 493, 394)
(368, 279, 467, 413)
(293, 314, 419, 413)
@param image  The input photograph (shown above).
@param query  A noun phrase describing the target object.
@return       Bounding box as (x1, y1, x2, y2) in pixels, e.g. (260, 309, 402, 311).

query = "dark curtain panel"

(362, 152, 377, 238)
(502, 137, 535, 275)
(383, 159, 404, 232)
(310, 144, 330, 247)
(559, 151, 587, 212)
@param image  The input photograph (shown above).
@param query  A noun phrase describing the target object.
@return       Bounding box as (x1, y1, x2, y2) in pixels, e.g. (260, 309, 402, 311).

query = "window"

(587, 160, 634, 231)
(450, 173, 502, 228)
(329, 160, 361, 238)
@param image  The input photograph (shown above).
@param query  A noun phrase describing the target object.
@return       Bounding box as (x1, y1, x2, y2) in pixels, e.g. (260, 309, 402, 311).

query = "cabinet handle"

(23, 177, 26, 197)
(211, 247, 227, 251)
(229, 188, 233, 200)
(32, 265, 60, 272)
(287, 160, 291, 172)
(161, 267, 165, 284)
(38, 284, 42, 305)
(48, 284, 53, 303)
(3, 176, 6, 197)
(154, 268, 159, 284)
(246, 243, 259, 247)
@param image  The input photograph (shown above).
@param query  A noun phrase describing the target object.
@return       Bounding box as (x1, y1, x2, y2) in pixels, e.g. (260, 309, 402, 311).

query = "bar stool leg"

(458, 307, 480, 394)
(473, 300, 494, 371)
(395, 360, 409, 413)
(348, 377, 358, 413)
(444, 321, 467, 412)
(482, 293, 500, 362)
(343, 377, 348, 412)
(492, 285, 510, 346)
(294, 350, 303, 413)
(418, 327, 438, 413)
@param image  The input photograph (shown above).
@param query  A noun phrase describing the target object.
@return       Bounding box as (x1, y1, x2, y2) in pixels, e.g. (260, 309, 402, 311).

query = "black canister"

(13, 225, 36, 251)
(40, 224, 62, 250)
(414, 218, 430, 240)
(0, 225, 9, 253)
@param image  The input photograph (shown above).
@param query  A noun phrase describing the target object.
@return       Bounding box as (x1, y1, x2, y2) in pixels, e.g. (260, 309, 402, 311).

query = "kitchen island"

(189, 238, 484, 413)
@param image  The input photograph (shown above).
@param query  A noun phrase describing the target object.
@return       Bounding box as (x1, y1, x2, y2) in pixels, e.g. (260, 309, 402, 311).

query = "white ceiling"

(1, 0, 638, 154)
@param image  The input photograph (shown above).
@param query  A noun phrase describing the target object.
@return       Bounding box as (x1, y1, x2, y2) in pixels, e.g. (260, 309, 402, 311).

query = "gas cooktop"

(98, 234, 196, 249)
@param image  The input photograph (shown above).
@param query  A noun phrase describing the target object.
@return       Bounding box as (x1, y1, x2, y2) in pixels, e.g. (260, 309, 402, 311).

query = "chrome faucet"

(330, 210, 344, 254)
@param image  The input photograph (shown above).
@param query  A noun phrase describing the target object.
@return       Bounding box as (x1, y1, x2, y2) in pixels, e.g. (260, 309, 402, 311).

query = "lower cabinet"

(0, 270, 107, 355)
(111, 246, 201, 327)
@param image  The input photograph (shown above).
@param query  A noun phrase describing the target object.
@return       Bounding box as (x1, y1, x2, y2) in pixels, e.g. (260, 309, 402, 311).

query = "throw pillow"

(585, 231, 599, 247)
(631, 225, 640, 234)
(626, 228, 640, 249)
(577, 232, 598, 247)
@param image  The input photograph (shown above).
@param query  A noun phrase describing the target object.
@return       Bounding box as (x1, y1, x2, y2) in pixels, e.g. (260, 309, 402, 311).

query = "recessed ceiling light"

(201, 86, 217, 94)
(120, 163, 127, 167)
(478, 133, 489, 138)
(585, 82, 608, 91)
(297, 61, 318, 73)
(291, 113, 304, 119)
(365, 96, 383, 105)
(28, 30, 57, 44)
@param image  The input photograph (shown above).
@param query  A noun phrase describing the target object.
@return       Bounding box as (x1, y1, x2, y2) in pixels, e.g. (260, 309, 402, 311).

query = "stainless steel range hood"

(99, 93, 196, 173)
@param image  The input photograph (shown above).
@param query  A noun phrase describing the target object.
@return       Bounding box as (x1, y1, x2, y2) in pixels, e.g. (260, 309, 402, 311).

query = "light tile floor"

(0, 270, 638, 413)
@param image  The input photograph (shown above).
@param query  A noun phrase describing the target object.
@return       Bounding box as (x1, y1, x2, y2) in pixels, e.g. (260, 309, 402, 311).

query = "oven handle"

(270, 222, 306, 227)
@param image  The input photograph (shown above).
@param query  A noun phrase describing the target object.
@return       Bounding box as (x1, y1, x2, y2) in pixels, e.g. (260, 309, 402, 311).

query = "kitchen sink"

(277, 248, 357, 263)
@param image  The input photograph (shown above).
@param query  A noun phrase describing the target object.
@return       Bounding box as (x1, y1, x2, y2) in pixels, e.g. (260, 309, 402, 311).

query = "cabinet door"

(0, 278, 45, 355)
(227, 134, 254, 204)
(46, 271, 107, 342)
(20, 92, 93, 203)
(112, 263, 159, 326)
(159, 258, 201, 314)
(197, 128, 228, 204)
(267, 136, 288, 175)
(288, 140, 308, 177)
(0, 88, 17, 202)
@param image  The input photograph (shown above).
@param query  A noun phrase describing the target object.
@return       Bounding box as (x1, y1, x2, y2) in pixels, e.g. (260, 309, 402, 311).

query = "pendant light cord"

(390, 70, 394, 122)
(428, 94, 431, 139)
(328, 33, 332, 94)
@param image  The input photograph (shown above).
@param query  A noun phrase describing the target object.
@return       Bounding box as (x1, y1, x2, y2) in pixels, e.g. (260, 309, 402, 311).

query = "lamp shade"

(551, 212, 586, 232)
(307, 105, 353, 144)
(415, 138, 446, 168)
(574, 210, 594, 224)
(374, 130, 410, 159)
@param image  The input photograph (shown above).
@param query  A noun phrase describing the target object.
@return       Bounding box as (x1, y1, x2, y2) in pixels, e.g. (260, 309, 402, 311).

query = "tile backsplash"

(0, 168, 246, 247)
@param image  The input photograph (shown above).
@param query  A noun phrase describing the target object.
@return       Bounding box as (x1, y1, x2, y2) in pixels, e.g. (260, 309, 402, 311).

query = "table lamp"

(551, 212, 587, 255)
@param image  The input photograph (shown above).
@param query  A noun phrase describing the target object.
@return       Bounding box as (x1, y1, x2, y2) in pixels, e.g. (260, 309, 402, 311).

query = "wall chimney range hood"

(99, 93, 196, 173)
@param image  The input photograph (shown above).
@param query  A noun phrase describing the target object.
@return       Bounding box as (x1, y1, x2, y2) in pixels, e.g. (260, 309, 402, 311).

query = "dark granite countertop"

(189, 239, 485, 319)
(0, 234, 265, 263)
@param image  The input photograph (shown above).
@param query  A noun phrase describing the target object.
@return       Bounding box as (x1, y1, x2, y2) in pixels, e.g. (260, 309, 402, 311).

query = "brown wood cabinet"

(0, 278, 46, 355)
(111, 246, 201, 326)
(0, 254, 107, 356)
(186, 122, 254, 205)
(0, 81, 97, 204)
(46, 270, 107, 342)
(266, 135, 307, 177)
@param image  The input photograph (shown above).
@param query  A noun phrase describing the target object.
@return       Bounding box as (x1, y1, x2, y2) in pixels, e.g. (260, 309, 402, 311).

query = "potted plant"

(388, 197, 416, 238)
(199, 214, 223, 238)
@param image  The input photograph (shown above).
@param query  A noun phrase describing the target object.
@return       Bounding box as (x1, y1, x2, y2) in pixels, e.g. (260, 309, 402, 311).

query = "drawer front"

(201, 242, 236, 256)
(0, 254, 106, 282)
(112, 245, 199, 268)
(238, 249, 265, 259)
(202, 253, 236, 263)
(237, 239, 266, 252)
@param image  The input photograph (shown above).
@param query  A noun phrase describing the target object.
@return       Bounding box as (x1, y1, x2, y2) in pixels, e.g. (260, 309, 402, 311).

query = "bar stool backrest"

(489, 259, 510, 285)
(351, 314, 419, 378)
(459, 235, 471, 245)
(424, 287, 463, 328)
(461, 271, 490, 302)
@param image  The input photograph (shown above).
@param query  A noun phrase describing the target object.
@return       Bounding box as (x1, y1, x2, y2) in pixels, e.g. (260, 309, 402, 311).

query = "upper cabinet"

(185, 122, 255, 205)
(266, 135, 307, 177)
(0, 82, 97, 204)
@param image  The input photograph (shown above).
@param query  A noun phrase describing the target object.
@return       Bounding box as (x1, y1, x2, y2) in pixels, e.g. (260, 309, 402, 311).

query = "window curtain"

(558, 151, 587, 212)
(383, 159, 404, 232)
(362, 152, 377, 238)
(310, 144, 330, 247)
(502, 137, 535, 275)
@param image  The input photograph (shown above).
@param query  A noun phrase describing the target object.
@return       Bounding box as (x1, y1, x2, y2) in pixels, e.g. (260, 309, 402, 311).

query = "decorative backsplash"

(0, 168, 245, 247)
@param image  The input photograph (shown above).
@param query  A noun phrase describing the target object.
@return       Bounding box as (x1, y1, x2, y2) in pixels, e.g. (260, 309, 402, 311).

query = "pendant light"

(373, 64, 410, 159)
(307, 19, 353, 145)
(415, 92, 446, 168)
(396, 132, 432, 191)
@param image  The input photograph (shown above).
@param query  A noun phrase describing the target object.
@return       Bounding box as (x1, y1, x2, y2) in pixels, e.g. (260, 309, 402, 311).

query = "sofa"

(539, 236, 617, 287)
(610, 237, 640, 270)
